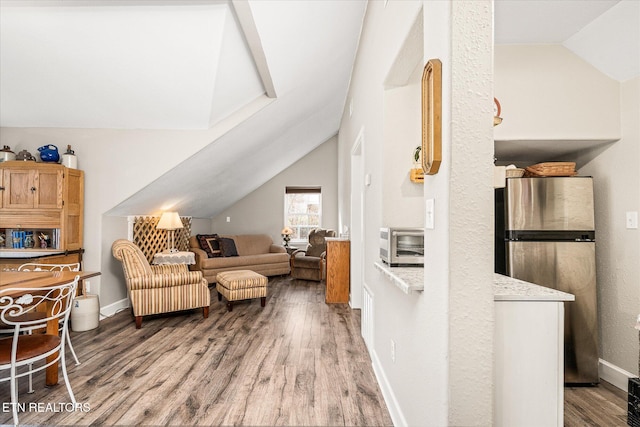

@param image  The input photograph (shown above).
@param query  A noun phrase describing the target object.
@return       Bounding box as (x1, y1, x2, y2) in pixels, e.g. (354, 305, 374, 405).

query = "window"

(284, 186, 321, 242)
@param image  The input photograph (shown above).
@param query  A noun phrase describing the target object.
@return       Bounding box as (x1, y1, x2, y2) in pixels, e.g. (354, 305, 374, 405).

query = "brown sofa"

(189, 234, 290, 284)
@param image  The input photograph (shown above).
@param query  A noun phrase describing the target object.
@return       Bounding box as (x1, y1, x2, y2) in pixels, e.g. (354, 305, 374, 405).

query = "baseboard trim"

(599, 358, 636, 392)
(370, 349, 407, 427)
(99, 298, 130, 320)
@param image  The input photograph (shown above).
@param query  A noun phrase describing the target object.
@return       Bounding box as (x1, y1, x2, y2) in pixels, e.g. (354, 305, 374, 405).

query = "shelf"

(409, 168, 424, 183)
(0, 228, 60, 250)
(374, 261, 424, 294)
(494, 139, 617, 169)
(0, 249, 67, 259)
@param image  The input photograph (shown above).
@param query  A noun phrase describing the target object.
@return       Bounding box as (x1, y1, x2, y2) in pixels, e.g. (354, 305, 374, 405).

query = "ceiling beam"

(231, 0, 277, 98)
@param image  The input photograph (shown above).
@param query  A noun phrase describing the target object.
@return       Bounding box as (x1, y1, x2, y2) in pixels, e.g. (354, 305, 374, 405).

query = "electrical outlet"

(226, 216, 231, 223)
(626, 211, 638, 229)
(390, 339, 396, 363)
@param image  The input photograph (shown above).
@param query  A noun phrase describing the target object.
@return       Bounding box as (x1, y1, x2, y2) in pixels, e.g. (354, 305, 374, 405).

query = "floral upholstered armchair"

(290, 228, 336, 281)
(112, 239, 210, 329)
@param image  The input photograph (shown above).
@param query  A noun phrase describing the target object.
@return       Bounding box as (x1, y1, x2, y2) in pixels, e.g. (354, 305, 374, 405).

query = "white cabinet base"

(494, 301, 564, 427)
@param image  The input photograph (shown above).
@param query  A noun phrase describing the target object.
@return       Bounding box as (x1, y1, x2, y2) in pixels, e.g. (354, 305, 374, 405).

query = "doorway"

(350, 127, 365, 310)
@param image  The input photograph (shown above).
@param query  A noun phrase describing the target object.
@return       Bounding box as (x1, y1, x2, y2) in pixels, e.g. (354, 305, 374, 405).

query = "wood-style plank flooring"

(1, 275, 631, 426)
(565, 380, 628, 426)
(0, 276, 393, 426)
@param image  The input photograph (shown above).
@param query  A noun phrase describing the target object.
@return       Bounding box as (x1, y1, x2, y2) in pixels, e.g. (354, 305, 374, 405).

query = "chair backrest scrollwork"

(0, 277, 79, 336)
(18, 263, 81, 272)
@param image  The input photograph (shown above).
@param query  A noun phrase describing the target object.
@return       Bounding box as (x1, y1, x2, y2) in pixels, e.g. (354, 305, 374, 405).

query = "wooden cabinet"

(0, 161, 84, 252)
(2, 166, 63, 209)
(325, 238, 350, 303)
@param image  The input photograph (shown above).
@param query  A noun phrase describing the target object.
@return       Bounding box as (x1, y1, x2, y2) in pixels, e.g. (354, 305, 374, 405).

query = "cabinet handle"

(31, 187, 37, 192)
(0, 186, 4, 191)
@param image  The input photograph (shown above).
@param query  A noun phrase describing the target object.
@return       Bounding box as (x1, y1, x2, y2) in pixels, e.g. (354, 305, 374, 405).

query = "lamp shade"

(157, 212, 183, 230)
(281, 226, 293, 236)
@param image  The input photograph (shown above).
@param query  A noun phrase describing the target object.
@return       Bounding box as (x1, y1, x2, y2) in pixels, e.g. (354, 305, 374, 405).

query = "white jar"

(61, 145, 78, 168)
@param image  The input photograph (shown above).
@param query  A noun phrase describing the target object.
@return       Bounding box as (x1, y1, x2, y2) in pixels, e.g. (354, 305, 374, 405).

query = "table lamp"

(157, 212, 183, 253)
(281, 226, 293, 248)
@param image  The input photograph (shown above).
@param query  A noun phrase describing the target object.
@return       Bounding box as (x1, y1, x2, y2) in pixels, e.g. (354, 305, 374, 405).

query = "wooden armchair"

(112, 239, 210, 329)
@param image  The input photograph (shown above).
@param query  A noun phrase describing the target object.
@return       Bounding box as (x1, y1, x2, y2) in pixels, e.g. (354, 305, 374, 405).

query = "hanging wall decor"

(421, 58, 442, 175)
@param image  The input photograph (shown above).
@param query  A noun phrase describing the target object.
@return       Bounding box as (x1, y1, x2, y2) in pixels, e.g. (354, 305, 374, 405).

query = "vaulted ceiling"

(0, 0, 637, 218)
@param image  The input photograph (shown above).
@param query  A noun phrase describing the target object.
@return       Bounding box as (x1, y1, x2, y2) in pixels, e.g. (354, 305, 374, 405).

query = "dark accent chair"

(290, 228, 336, 281)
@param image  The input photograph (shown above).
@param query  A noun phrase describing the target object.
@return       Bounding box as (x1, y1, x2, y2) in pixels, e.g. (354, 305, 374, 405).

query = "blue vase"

(38, 145, 60, 163)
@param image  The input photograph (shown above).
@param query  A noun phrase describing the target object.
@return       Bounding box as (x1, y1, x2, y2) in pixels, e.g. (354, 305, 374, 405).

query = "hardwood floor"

(1, 275, 631, 426)
(565, 380, 629, 426)
(0, 276, 393, 426)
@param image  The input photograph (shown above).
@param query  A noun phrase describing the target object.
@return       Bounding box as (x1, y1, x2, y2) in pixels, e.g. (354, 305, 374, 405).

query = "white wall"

(382, 62, 424, 227)
(495, 44, 639, 379)
(337, 1, 494, 425)
(0, 127, 215, 307)
(210, 136, 339, 242)
(0, 101, 266, 308)
(580, 75, 640, 376)
(494, 44, 620, 142)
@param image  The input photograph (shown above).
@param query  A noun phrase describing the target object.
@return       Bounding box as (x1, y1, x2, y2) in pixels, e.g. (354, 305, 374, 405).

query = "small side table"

(152, 251, 196, 265)
(285, 246, 299, 255)
(285, 246, 299, 270)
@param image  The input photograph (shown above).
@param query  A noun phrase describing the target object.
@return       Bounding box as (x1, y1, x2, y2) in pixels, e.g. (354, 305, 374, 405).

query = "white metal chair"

(0, 276, 79, 426)
(17, 263, 81, 366)
(0, 263, 82, 395)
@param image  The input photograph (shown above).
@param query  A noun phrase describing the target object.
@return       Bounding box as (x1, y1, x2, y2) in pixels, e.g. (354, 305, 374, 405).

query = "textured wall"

(580, 76, 640, 376)
(336, 1, 494, 425)
(448, 1, 495, 424)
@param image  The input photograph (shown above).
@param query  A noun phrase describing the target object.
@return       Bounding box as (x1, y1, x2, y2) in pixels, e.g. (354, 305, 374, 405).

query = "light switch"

(226, 216, 231, 223)
(426, 198, 435, 229)
(626, 211, 638, 229)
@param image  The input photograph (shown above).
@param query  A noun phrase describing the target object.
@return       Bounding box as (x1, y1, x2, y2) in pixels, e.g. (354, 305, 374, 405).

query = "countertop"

(374, 262, 425, 293)
(0, 250, 67, 259)
(493, 273, 574, 301)
(374, 261, 575, 302)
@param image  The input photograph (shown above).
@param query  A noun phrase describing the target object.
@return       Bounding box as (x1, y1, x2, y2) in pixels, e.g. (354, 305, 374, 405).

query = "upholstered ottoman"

(216, 270, 268, 312)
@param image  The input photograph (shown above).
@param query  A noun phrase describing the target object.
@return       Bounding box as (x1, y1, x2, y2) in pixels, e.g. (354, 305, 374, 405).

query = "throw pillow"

(218, 237, 239, 257)
(205, 237, 222, 258)
(196, 234, 220, 258)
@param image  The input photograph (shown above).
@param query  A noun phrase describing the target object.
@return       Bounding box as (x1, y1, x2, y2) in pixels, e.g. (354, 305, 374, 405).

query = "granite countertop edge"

(373, 262, 575, 301)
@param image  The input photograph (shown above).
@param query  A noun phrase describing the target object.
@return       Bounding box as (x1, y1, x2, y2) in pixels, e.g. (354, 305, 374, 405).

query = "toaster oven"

(380, 227, 424, 266)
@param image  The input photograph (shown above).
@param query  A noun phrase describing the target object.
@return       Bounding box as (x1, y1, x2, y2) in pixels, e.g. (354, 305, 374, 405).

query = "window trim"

(284, 186, 322, 244)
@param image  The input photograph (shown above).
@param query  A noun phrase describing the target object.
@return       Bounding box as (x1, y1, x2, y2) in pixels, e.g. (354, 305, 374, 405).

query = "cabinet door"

(63, 169, 84, 249)
(326, 240, 350, 303)
(3, 168, 35, 208)
(34, 168, 63, 208)
(0, 170, 4, 208)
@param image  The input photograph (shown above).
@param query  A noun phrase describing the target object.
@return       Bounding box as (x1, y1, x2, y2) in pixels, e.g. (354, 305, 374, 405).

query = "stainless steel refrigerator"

(495, 176, 599, 385)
